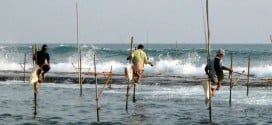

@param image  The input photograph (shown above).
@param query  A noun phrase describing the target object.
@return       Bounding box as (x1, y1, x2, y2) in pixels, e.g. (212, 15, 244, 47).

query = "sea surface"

(0, 43, 271, 124)
(0, 43, 272, 77)
(0, 81, 271, 124)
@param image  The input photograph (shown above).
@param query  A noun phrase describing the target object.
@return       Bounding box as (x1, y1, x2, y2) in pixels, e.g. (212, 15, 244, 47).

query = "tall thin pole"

(270, 34, 272, 43)
(79, 50, 82, 96)
(32, 44, 38, 116)
(205, 0, 212, 122)
(247, 56, 250, 96)
(133, 80, 136, 103)
(76, 0, 81, 96)
(206, 0, 211, 59)
(229, 53, 233, 106)
(131, 37, 137, 103)
(108, 66, 112, 88)
(130, 36, 134, 61)
(23, 53, 26, 83)
(126, 79, 130, 112)
(126, 36, 134, 112)
(176, 41, 178, 59)
(94, 54, 100, 122)
(76, 0, 79, 57)
(34, 82, 37, 115)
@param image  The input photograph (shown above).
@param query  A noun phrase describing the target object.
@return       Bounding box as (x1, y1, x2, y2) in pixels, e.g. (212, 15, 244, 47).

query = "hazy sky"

(1, 0, 272, 44)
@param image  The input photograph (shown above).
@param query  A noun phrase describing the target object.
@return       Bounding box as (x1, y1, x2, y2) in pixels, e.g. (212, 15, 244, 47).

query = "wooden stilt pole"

(94, 54, 100, 123)
(129, 36, 136, 103)
(205, 0, 212, 122)
(75, 0, 81, 96)
(126, 36, 134, 112)
(176, 41, 178, 59)
(247, 56, 250, 96)
(32, 44, 38, 116)
(208, 81, 212, 122)
(133, 82, 136, 103)
(108, 66, 112, 89)
(33, 82, 37, 115)
(79, 50, 82, 96)
(229, 53, 233, 106)
(23, 53, 26, 83)
(126, 79, 130, 113)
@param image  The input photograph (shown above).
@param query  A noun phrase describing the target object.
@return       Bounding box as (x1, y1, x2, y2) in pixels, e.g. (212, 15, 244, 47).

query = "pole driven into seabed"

(131, 37, 137, 103)
(94, 54, 100, 123)
(205, 0, 212, 122)
(126, 36, 134, 112)
(79, 50, 82, 96)
(176, 41, 178, 59)
(23, 53, 26, 83)
(75, 0, 82, 96)
(229, 53, 233, 106)
(247, 56, 251, 96)
(32, 44, 38, 115)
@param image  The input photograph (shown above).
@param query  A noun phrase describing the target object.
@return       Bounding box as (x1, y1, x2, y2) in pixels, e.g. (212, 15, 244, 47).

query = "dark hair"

(41, 44, 48, 52)
(137, 44, 144, 49)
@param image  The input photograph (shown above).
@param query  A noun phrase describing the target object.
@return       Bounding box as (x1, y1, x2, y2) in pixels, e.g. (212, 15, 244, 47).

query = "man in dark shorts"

(205, 48, 232, 96)
(33, 44, 50, 82)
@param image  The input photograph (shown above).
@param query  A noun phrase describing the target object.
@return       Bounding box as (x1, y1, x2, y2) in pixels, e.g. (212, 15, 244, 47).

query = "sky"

(0, 0, 272, 44)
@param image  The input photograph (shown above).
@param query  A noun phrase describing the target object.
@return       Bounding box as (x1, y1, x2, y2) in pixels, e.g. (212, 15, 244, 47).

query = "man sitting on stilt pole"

(205, 48, 233, 96)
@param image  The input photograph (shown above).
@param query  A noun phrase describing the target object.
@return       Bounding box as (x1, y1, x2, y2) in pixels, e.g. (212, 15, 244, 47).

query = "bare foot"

(41, 73, 45, 81)
(216, 86, 221, 91)
(211, 88, 216, 96)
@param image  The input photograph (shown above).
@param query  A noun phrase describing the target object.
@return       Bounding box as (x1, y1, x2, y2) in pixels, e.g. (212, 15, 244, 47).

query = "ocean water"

(0, 43, 272, 124)
(0, 43, 272, 77)
(0, 81, 271, 124)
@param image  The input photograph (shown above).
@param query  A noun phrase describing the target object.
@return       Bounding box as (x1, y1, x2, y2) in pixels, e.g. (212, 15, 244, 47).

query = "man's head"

(41, 44, 48, 52)
(216, 48, 225, 58)
(137, 44, 144, 49)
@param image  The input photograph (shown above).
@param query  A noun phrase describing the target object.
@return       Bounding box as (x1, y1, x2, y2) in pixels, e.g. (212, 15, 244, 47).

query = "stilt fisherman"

(205, 48, 233, 96)
(127, 44, 153, 84)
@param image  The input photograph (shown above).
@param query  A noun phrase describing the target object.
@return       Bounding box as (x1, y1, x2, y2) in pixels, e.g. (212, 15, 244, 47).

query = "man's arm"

(46, 53, 50, 64)
(126, 55, 132, 60)
(222, 66, 232, 72)
(205, 64, 209, 75)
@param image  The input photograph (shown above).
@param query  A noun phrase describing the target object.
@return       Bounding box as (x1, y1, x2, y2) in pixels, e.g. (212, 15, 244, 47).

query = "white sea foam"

(0, 58, 272, 78)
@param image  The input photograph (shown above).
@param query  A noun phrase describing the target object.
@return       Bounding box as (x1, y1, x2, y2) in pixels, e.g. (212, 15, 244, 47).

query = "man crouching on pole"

(205, 48, 233, 96)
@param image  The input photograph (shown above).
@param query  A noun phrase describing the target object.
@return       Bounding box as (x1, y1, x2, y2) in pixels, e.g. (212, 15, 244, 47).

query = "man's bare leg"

(211, 87, 216, 96)
(216, 81, 222, 90)
(34, 82, 40, 94)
